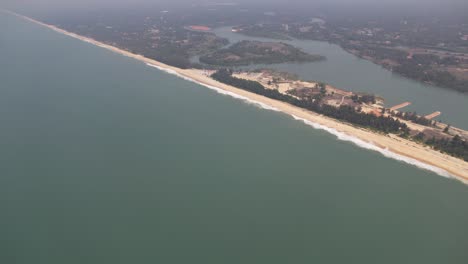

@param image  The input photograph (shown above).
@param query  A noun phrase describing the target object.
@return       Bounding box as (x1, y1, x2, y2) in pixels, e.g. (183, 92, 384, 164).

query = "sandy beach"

(6, 10, 468, 184)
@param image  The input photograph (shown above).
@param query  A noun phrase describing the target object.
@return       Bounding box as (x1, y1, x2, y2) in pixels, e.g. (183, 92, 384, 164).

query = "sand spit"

(5, 10, 467, 184)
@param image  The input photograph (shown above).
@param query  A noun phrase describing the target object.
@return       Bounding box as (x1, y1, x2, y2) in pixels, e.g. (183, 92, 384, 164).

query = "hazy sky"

(2, 0, 467, 15)
(3, 0, 467, 7)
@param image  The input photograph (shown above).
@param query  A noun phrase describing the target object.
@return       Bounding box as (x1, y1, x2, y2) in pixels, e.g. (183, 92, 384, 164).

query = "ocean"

(1, 12, 468, 264)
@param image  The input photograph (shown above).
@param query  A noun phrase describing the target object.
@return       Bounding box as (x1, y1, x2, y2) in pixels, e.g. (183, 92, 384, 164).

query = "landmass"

(233, 17, 468, 93)
(4, 10, 468, 184)
(199, 40, 325, 66)
(32, 5, 467, 92)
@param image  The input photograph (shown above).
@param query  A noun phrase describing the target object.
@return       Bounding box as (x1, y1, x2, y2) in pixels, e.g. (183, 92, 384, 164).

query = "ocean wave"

(146, 63, 280, 111)
(146, 62, 455, 180)
(291, 115, 453, 179)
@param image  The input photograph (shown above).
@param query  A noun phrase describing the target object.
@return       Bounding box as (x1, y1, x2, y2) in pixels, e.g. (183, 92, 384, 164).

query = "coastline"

(5, 10, 468, 184)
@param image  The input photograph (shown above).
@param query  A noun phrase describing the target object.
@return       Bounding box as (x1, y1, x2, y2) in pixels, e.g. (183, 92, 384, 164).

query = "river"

(211, 27, 468, 130)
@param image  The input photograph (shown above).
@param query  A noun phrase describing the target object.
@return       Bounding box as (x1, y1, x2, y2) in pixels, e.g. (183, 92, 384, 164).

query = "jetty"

(390, 102, 411, 111)
(424, 111, 441, 119)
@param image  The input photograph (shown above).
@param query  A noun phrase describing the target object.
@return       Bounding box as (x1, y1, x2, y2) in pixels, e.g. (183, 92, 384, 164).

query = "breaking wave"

(146, 63, 279, 111)
(290, 115, 453, 179)
(146, 62, 456, 181)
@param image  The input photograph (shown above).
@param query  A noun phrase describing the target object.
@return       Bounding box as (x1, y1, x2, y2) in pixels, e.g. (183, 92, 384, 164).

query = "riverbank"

(6, 10, 468, 184)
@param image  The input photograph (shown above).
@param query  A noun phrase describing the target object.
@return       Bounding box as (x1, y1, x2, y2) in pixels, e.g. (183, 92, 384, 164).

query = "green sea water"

(1, 12, 468, 264)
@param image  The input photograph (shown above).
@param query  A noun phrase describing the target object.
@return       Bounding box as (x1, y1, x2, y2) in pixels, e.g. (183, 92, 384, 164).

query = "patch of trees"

(200, 40, 325, 66)
(57, 18, 229, 70)
(211, 69, 408, 134)
(343, 44, 468, 93)
(424, 134, 468, 161)
(394, 64, 468, 93)
(351, 94, 376, 104)
(392, 111, 433, 126)
(150, 48, 193, 69)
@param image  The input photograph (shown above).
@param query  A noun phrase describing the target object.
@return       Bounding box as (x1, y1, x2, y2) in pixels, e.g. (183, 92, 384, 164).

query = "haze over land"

(3, 0, 468, 13)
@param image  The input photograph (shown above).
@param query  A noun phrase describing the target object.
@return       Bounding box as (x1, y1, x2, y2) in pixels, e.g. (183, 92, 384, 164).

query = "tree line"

(424, 135, 468, 161)
(391, 111, 434, 126)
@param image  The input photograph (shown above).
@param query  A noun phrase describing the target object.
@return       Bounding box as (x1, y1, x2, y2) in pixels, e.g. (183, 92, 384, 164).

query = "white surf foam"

(146, 63, 280, 111)
(290, 115, 453, 179)
(146, 62, 456, 181)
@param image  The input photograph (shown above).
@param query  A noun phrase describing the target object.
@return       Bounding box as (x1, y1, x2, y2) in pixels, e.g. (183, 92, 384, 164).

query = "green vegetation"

(342, 45, 468, 93)
(200, 40, 325, 66)
(424, 135, 468, 161)
(444, 125, 451, 133)
(351, 94, 376, 104)
(53, 15, 228, 69)
(392, 111, 433, 126)
(393, 59, 468, 93)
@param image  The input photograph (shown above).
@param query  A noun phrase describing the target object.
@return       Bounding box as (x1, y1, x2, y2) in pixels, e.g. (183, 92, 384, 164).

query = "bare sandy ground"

(6, 10, 468, 184)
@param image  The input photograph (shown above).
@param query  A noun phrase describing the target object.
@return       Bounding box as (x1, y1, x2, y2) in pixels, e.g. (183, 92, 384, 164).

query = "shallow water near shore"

(2, 12, 468, 264)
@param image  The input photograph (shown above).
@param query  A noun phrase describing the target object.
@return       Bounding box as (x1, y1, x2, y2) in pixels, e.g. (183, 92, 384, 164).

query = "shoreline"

(5, 10, 468, 184)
